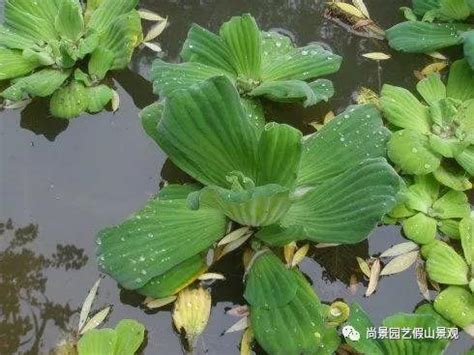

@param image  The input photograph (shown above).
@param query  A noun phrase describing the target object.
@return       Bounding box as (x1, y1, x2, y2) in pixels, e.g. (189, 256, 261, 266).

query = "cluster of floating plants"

(0, 0, 166, 119)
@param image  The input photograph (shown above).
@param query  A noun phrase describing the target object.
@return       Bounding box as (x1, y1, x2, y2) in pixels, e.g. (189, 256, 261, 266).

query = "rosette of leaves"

(386, 175, 470, 244)
(386, 0, 474, 69)
(345, 303, 454, 354)
(0, 0, 144, 119)
(96, 76, 400, 313)
(381, 59, 474, 190)
(147, 13, 342, 120)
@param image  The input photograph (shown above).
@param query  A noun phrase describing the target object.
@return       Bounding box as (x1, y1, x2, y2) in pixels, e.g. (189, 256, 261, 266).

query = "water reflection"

(0, 219, 88, 354)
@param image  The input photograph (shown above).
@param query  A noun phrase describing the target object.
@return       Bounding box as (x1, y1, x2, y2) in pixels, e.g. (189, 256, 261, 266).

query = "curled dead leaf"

(350, 274, 359, 295)
(420, 62, 448, 77)
(138, 9, 165, 21)
(217, 232, 253, 260)
(426, 51, 447, 60)
(352, 0, 370, 18)
(111, 90, 120, 112)
(380, 241, 418, 258)
(78, 279, 101, 332)
(80, 306, 111, 335)
(362, 52, 391, 60)
(284, 242, 297, 265)
(380, 251, 419, 276)
(356, 257, 371, 278)
(291, 244, 310, 267)
(332, 2, 366, 18)
(240, 327, 254, 355)
(144, 18, 168, 42)
(365, 258, 380, 296)
(143, 42, 162, 52)
(416, 262, 430, 301)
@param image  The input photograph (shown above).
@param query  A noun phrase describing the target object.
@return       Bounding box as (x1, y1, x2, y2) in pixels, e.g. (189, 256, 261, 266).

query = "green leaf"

(249, 268, 340, 355)
(402, 212, 437, 244)
(381, 84, 431, 133)
(77, 329, 117, 355)
(386, 21, 466, 53)
(387, 129, 441, 174)
(181, 24, 237, 75)
(464, 30, 474, 70)
(0, 25, 37, 50)
(447, 59, 474, 101)
(455, 146, 474, 175)
(297, 104, 389, 186)
(0, 48, 40, 80)
(156, 76, 259, 187)
(140, 102, 163, 144)
(416, 74, 446, 105)
(54, 0, 84, 41)
(196, 183, 292, 227)
(256, 122, 302, 188)
(433, 163, 473, 191)
(429, 135, 466, 158)
(1, 69, 70, 101)
(249, 79, 334, 107)
(405, 175, 439, 213)
(459, 216, 474, 266)
(219, 14, 262, 79)
(137, 254, 206, 299)
(345, 303, 385, 355)
(86, 85, 114, 113)
(413, 0, 441, 15)
(434, 286, 474, 328)
(422, 241, 469, 284)
(114, 319, 146, 355)
(439, 0, 471, 20)
(151, 60, 228, 97)
(261, 44, 342, 82)
(261, 31, 294, 65)
(283, 158, 400, 244)
(87, 0, 139, 34)
(432, 190, 470, 219)
(244, 251, 298, 308)
(4, 0, 59, 42)
(255, 224, 306, 246)
(438, 218, 461, 238)
(50, 81, 89, 119)
(96, 186, 227, 290)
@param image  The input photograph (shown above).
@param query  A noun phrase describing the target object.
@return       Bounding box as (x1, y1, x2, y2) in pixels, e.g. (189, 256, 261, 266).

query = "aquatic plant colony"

(0, 0, 473, 354)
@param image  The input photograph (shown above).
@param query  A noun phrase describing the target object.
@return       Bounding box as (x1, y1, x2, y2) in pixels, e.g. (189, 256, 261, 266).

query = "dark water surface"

(0, 1, 471, 354)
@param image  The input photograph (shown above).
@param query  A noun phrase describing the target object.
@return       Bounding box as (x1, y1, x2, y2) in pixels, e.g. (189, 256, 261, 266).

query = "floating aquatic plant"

(146, 13, 342, 122)
(386, 0, 474, 69)
(0, 0, 163, 119)
(381, 59, 474, 190)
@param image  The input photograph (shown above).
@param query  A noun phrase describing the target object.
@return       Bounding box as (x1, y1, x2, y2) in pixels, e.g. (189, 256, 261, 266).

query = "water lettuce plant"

(148, 13, 342, 118)
(381, 59, 474, 191)
(345, 303, 456, 354)
(386, 0, 474, 69)
(0, 0, 146, 119)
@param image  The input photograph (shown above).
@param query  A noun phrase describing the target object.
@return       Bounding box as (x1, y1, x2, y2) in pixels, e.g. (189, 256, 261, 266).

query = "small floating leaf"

(225, 316, 249, 334)
(173, 287, 211, 348)
(79, 279, 101, 332)
(143, 42, 162, 52)
(145, 295, 177, 309)
(362, 52, 391, 60)
(380, 241, 419, 258)
(365, 258, 380, 296)
(144, 18, 168, 42)
(138, 9, 165, 21)
(291, 244, 309, 267)
(356, 257, 371, 278)
(80, 306, 111, 335)
(198, 272, 226, 281)
(218, 227, 251, 246)
(380, 250, 418, 276)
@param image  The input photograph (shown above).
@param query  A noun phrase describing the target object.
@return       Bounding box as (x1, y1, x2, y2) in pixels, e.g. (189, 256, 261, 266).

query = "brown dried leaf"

(416, 262, 430, 301)
(350, 274, 359, 295)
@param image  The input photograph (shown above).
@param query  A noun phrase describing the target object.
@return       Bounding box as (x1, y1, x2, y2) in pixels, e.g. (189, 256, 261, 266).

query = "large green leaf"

(196, 183, 292, 227)
(297, 104, 389, 186)
(114, 319, 146, 355)
(54, 0, 84, 41)
(219, 14, 261, 79)
(387, 129, 442, 174)
(49, 80, 89, 119)
(243, 251, 298, 308)
(261, 31, 294, 65)
(381, 84, 431, 133)
(87, 0, 139, 34)
(345, 303, 385, 355)
(282, 158, 400, 244)
(463, 30, 474, 70)
(0, 48, 40, 80)
(386, 21, 467, 53)
(434, 286, 474, 329)
(256, 122, 302, 187)
(137, 254, 206, 299)
(156, 75, 259, 187)
(96, 185, 227, 290)
(261, 44, 342, 82)
(248, 262, 340, 355)
(180, 24, 237, 75)
(249, 79, 334, 107)
(4, 0, 59, 42)
(1, 69, 70, 101)
(422, 241, 469, 285)
(447, 59, 474, 101)
(151, 60, 228, 97)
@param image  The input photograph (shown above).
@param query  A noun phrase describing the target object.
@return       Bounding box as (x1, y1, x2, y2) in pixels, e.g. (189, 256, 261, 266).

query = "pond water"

(0, 0, 471, 354)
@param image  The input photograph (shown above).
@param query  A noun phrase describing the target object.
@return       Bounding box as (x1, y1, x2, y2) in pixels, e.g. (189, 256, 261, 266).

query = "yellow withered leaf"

(365, 258, 380, 296)
(356, 87, 379, 106)
(332, 2, 366, 18)
(198, 272, 226, 281)
(362, 52, 391, 61)
(356, 257, 371, 278)
(173, 287, 211, 348)
(323, 111, 335, 124)
(144, 18, 168, 42)
(420, 61, 448, 77)
(145, 295, 177, 309)
(240, 327, 254, 355)
(426, 51, 447, 60)
(284, 242, 297, 265)
(291, 244, 310, 267)
(352, 0, 370, 18)
(138, 9, 165, 21)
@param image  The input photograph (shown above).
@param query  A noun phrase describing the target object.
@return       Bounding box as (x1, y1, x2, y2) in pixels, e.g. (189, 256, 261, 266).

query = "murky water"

(0, 1, 471, 354)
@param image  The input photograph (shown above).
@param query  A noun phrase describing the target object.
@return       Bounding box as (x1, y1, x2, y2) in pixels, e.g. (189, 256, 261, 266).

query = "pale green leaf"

(438, 218, 461, 238)
(433, 164, 472, 191)
(432, 190, 470, 219)
(464, 30, 474, 70)
(261, 31, 294, 65)
(114, 319, 146, 354)
(87, 0, 139, 34)
(439, 0, 471, 20)
(345, 303, 384, 355)
(405, 175, 440, 213)
(459, 216, 474, 266)
(77, 329, 117, 355)
(55, 0, 84, 41)
(455, 146, 474, 175)
(0, 25, 37, 50)
(402, 213, 437, 244)
(413, 0, 441, 15)
(416, 74, 446, 105)
(422, 241, 469, 284)
(140, 102, 163, 144)
(0, 48, 40, 80)
(434, 286, 474, 329)
(50, 81, 89, 119)
(446, 59, 474, 101)
(86, 85, 114, 113)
